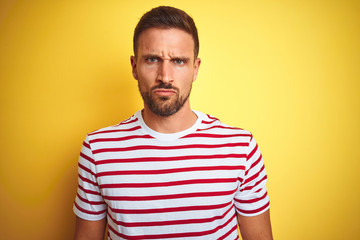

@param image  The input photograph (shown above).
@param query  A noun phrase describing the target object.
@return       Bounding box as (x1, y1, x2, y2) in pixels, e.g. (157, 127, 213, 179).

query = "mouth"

(153, 88, 176, 96)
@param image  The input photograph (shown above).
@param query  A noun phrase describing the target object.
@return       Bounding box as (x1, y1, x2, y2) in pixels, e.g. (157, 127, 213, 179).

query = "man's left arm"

(235, 133, 273, 239)
(237, 209, 273, 240)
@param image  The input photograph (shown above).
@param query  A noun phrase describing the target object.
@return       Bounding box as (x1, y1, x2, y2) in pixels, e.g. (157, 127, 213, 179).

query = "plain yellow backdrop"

(0, 0, 359, 239)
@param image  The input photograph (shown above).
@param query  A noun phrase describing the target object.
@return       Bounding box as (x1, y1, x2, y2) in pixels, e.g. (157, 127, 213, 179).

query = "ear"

(130, 56, 138, 80)
(192, 57, 201, 82)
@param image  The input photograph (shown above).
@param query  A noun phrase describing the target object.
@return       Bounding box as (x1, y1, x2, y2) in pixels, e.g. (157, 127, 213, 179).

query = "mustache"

(151, 83, 178, 91)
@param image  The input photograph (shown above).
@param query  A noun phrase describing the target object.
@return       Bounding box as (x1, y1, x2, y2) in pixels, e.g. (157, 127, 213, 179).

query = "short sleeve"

(234, 134, 270, 216)
(73, 135, 107, 220)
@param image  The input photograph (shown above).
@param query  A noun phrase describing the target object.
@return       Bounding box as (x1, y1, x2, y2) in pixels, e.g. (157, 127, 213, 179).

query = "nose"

(157, 60, 173, 83)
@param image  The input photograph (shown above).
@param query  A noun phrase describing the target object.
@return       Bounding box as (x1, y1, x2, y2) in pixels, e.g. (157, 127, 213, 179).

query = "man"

(74, 6, 273, 240)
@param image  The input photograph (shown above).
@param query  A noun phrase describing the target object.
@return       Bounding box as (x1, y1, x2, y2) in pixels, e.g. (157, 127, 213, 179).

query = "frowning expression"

(131, 28, 201, 117)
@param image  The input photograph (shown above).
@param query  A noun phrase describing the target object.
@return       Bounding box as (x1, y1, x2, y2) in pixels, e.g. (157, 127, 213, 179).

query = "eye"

(146, 57, 159, 63)
(173, 59, 186, 65)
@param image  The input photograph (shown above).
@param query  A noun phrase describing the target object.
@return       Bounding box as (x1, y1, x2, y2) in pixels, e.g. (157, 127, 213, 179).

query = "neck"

(141, 101, 197, 133)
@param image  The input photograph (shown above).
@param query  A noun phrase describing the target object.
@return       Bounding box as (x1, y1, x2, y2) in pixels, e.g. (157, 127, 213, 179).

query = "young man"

(74, 6, 273, 240)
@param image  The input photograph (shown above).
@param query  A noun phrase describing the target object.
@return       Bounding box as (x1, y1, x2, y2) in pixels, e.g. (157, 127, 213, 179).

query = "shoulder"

(86, 112, 143, 142)
(196, 111, 253, 137)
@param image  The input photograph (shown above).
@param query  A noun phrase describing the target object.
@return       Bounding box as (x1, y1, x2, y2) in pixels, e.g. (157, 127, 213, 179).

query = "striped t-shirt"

(73, 110, 270, 239)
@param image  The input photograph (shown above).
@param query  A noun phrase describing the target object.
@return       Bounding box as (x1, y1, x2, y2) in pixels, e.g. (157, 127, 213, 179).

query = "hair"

(133, 6, 199, 58)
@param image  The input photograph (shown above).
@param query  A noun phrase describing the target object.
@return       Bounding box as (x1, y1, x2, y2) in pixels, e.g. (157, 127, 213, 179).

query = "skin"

(238, 209, 273, 240)
(74, 217, 106, 240)
(74, 27, 273, 240)
(131, 28, 201, 133)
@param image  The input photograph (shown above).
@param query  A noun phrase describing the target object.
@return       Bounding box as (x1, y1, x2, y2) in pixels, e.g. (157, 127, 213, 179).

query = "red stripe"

(197, 125, 241, 131)
(243, 165, 265, 185)
(99, 178, 237, 189)
(103, 189, 237, 201)
(201, 119, 217, 124)
(111, 117, 138, 127)
(234, 191, 268, 204)
(242, 175, 267, 191)
(236, 201, 270, 215)
(245, 154, 263, 176)
(246, 144, 258, 161)
(74, 201, 107, 215)
(80, 152, 95, 164)
(88, 117, 138, 136)
(97, 165, 245, 177)
(78, 184, 101, 196)
(218, 223, 238, 240)
(182, 133, 251, 139)
(78, 163, 96, 177)
(109, 200, 233, 214)
(237, 176, 244, 183)
(206, 114, 219, 121)
(107, 203, 233, 227)
(89, 126, 141, 136)
(119, 118, 138, 125)
(83, 141, 91, 150)
(78, 173, 98, 186)
(96, 154, 246, 165)
(89, 134, 153, 144)
(76, 193, 105, 205)
(93, 142, 248, 154)
(108, 211, 236, 239)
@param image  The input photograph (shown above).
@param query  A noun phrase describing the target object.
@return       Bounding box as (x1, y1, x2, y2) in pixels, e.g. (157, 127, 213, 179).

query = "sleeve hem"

(73, 205, 107, 221)
(235, 202, 270, 217)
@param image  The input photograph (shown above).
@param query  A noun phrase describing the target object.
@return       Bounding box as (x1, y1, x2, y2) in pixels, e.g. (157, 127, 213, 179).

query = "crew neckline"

(136, 110, 203, 141)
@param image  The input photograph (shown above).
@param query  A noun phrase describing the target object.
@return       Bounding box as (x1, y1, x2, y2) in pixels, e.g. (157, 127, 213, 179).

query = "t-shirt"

(73, 110, 270, 239)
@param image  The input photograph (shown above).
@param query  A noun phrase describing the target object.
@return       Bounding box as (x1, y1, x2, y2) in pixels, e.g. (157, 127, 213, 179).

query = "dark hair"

(133, 6, 199, 58)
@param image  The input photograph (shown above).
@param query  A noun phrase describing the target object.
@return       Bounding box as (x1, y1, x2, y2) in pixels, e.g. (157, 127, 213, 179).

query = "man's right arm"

(74, 216, 107, 240)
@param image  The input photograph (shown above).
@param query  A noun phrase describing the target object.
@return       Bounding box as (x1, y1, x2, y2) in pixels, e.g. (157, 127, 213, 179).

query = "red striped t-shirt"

(73, 110, 270, 239)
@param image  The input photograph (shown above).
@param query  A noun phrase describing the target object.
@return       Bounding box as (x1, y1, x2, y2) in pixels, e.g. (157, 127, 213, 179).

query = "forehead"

(137, 28, 195, 57)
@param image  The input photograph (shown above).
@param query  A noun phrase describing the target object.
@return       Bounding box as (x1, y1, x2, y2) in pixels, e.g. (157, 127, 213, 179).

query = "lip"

(153, 88, 176, 96)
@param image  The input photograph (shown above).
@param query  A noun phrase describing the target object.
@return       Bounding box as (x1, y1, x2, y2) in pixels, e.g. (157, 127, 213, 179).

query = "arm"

(237, 209, 273, 240)
(74, 216, 107, 240)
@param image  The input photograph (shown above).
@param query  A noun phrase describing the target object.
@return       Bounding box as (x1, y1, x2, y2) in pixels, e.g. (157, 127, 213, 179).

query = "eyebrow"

(142, 54, 191, 61)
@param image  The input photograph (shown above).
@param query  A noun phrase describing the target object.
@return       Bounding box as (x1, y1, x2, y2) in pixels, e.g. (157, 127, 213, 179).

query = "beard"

(139, 82, 192, 117)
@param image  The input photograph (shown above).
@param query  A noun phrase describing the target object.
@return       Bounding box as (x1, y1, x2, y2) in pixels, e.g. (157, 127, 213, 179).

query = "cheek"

(177, 70, 194, 85)
(138, 66, 157, 81)
(139, 63, 158, 72)
(173, 66, 192, 77)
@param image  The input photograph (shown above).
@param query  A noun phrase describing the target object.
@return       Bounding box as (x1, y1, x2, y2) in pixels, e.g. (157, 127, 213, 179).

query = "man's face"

(131, 28, 201, 117)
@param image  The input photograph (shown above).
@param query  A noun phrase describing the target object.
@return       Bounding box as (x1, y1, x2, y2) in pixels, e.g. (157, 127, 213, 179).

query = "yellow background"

(1, 0, 359, 239)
